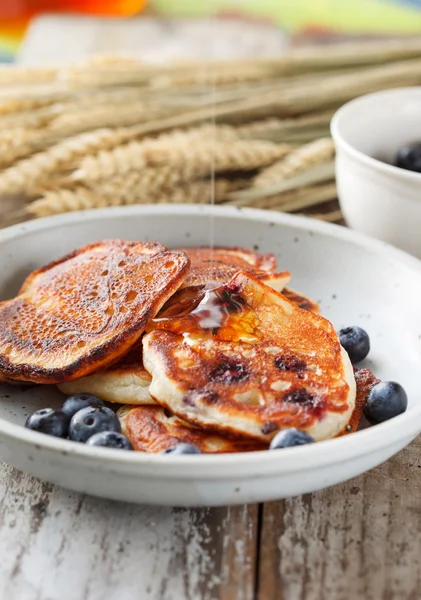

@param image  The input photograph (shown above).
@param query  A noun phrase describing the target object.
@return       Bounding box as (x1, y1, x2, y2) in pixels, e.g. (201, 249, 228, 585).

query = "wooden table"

(1, 17, 420, 600)
(1, 438, 420, 600)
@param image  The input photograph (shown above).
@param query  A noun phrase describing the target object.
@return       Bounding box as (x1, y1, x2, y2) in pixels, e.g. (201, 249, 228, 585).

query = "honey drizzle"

(152, 283, 260, 344)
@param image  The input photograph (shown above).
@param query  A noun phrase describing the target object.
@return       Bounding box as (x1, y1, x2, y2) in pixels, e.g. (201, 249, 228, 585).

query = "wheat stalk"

(310, 208, 343, 223)
(0, 128, 130, 194)
(46, 102, 181, 139)
(27, 178, 243, 217)
(73, 124, 241, 182)
(230, 161, 335, 205)
(0, 66, 57, 86)
(0, 127, 44, 168)
(28, 187, 107, 217)
(254, 138, 335, 188)
(150, 64, 279, 90)
(243, 182, 338, 212)
(74, 134, 288, 184)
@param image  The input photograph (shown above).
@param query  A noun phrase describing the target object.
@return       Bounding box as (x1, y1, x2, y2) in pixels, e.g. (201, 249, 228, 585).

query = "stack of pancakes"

(0, 239, 378, 453)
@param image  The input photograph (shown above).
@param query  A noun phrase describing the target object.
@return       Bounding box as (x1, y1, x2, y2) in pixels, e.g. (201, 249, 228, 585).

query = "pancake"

(282, 287, 320, 314)
(58, 343, 154, 404)
(118, 404, 265, 453)
(0, 239, 190, 384)
(336, 367, 380, 436)
(175, 246, 290, 291)
(58, 283, 320, 403)
(143, 272, 356, 442)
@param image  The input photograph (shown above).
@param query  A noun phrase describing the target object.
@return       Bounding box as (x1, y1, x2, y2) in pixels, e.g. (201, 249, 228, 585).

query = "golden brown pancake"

(143, 272, 356, 442)
(58, 342, 154, 404)
(0, 239, 190, 384)
(336, 367, 380, 436)
(282, 287, 320, 314)
(58, 283, 319, 403)
(118, 404, 266, 453)
(175, 246, 290, 291)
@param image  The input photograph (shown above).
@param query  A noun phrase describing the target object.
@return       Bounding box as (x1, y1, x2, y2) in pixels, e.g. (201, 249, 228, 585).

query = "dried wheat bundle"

(46, 102, 180, 138)
(0, 127, 44, 168)
(0, 65, 57, 86)
(310, 208, 343, 223)
(81, 142, 271, 199)
(230, 162, 335, 206)
(245, 182, 338, 212)
(73, 124, 241, 182)
(27, 177, 244, 217)
(150, 64, 279, 90)
(28, 187, 107, 217)
(0, 128, 130, 194)
(254, 138, 335, 188)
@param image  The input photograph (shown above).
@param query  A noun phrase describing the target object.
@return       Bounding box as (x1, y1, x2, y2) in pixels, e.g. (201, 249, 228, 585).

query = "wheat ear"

(254, 138, 335, 188)
(27, 178, 242, 217)
(74, 136, 288, 184)
(0, 128, 130, 194)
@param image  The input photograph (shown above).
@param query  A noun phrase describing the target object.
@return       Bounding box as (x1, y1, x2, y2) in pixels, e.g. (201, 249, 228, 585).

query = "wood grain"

(0, 463, 258, 600)
(258, 436, 421, 600)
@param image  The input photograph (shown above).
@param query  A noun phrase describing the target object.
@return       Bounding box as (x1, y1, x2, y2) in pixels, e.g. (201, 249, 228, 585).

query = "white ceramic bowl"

(331, 87, 421, 258)
(0, 205, 420, 507)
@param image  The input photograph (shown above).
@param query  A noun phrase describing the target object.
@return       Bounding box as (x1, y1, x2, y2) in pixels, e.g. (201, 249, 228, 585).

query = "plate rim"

(0, 204, 420, 476)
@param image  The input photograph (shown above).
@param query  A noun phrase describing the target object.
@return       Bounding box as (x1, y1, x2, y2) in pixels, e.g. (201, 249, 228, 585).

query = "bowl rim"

(0, 204, 421, 477)
(331, 86, 421, 183)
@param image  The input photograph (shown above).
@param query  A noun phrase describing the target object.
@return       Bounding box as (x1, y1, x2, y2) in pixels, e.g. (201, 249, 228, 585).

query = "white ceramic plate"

(0, 205, 420, 507)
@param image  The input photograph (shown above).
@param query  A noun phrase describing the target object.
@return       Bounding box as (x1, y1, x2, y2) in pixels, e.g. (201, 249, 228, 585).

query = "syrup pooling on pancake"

(0, 240, 190, 384)
(144, 272, 356, 442)
(175, 246, 290, 292)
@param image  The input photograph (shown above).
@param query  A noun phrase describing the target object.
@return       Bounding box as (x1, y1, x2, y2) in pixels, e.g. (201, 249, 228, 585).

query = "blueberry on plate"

(338, 326, 370, 364)
(86, 431, 133, 450)
(364, 381, 408, 424)
(68, 405, 120, 443)
(163, 443, 201, 455)
(25, 408, 69, 438)
(269, 428, 314, 450)
(396, 143, 421, 173)
(62, 393, 104, 418)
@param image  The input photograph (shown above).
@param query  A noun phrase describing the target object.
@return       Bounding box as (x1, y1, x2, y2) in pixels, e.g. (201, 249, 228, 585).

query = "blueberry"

(338, 326, 370, 364)
(68, 406, 120, 443)
(269, 428, 314, 450)
(86, 431, 133, 450)
(163, 443, 201, 455)
(62, 393, 104, 418)
(364, 381, 408, 424)
(396, 143, 421, 173)
(25, 408, 69, 438)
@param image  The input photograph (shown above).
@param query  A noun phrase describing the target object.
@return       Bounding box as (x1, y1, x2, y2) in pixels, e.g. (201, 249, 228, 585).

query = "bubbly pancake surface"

(175, 246, 290, 291)
(0, 240, 190, 384)
(118, 405, 265, 453)
(143, 272, 356, 442)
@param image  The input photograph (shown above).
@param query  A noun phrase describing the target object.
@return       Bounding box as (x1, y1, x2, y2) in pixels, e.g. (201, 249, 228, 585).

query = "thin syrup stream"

(208, 15, 217, 281)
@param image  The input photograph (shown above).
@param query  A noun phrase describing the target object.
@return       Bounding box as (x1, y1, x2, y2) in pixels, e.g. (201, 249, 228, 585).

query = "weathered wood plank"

(0, 464, 258, 600)
(258, 436, 421, 600)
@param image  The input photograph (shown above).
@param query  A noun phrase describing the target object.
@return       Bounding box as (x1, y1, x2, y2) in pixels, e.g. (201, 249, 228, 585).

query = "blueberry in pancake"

(143, 271, 356, 442)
